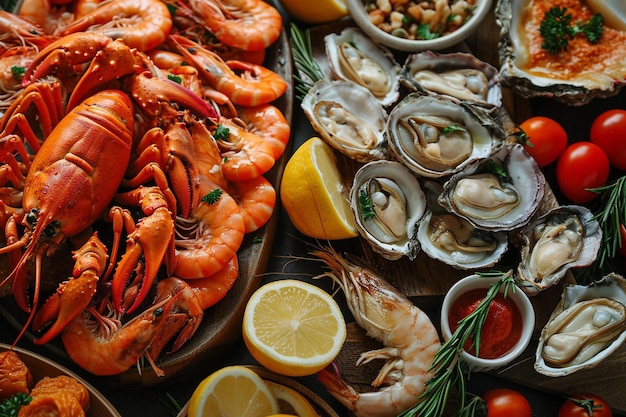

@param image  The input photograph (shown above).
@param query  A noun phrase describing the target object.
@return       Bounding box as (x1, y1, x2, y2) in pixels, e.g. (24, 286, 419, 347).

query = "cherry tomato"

(556, 142, 610, 203)
(558, 393, 613, 417)
(590, 109, 626, 171)
(482, 388, 532, 417)
(519, 116, 568, 167)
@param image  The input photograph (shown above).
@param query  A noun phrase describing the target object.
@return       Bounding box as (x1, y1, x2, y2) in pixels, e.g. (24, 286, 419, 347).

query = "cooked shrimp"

(187, 254, 238, 309)
(188, 118, 227, 187)
(58, 0, 173, 51)
(0, 46, 37, 98)
(214, 117, 275, 182)
(185, 0, 281, 51)
(173, 175, 245, 279)
(60, 296, 175, 376)
(236, 104, 290, 159)
(228, 175, 276, 233)
(169, 34, 287, 106)
(313, 246, 441, 417)
(0, 11, 52, 49)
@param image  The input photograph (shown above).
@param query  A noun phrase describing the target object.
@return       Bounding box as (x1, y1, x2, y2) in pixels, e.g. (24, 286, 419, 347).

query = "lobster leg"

(111, 186, 175, 314)
(31, 233, 108, 345)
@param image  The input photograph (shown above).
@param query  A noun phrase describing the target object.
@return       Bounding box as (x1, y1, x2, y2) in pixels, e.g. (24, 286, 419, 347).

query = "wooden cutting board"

(308, 8, 626, 415)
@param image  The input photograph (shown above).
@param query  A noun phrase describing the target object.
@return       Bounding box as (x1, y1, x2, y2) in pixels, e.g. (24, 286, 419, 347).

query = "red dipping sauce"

(448, 288, 523, 359)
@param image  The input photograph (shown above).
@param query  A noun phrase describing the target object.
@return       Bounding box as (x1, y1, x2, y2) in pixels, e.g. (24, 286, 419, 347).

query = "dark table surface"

(2, 1, 626, 416)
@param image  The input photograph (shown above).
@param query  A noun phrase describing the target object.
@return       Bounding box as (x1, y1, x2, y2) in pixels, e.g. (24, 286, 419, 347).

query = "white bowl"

(440, 274, 535, 372)
(346, 0, 493, 52)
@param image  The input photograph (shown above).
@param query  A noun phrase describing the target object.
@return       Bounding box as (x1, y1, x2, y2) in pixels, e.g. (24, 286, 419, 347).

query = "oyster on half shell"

(301, 79, 388, 162)
(496, 0, 626, 105)
(536, 274, 626, 377)
(350, 160, 426, 260)
(387, 93, 505, 178)
(418, 210, 509, 269)
(438, 143, 544, 232)
(325, 27, 402, 107)
(514, 205, 601, 295)
(402, 51, 502, 110)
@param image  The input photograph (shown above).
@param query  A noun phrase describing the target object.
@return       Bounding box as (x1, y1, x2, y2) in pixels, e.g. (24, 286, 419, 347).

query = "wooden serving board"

(307, 9, 626, 415)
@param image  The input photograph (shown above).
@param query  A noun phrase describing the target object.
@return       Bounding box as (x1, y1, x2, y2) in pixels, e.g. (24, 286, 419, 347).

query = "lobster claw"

(111, 204, 174, 314)
(32, 233, 107, 345)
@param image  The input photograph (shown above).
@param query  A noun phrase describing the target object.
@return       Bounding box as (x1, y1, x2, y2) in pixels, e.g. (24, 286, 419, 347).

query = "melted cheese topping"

(520, 0, 626, 85)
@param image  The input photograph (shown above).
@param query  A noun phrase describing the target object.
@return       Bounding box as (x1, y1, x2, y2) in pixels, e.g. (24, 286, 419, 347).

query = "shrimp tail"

(317, 362, 359, 411)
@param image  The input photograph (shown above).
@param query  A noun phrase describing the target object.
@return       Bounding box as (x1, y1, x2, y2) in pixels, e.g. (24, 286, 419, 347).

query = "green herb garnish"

(201, 189, 223, 204)
(11, 66, 25, 77)
(399, 271, 516, 417)
(440, 125, 467, 137)
(359, 189, 376, 221)
(540, 7, 603, 54)
(417, 23, 441, 40)
(0, 393, 31, 417)
(485, 160, 507, 179)
(213, 124, 230, 141)
(290, 23, 326, 100)
(167, 73, 182, 84)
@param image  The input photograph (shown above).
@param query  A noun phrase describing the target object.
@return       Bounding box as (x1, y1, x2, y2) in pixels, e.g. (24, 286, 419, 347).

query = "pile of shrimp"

(0, 0, 290, 377)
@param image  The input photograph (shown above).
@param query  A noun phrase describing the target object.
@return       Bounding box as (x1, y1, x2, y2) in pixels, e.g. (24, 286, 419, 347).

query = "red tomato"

(590, 109, 626, 171)
(482, 388, 532, 417)
(519, 116, 568, 167)
(558, 393, 613, 417)
(556, 142, 610, 203)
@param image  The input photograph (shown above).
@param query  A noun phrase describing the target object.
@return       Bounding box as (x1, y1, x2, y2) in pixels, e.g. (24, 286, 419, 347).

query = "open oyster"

(438, 143, 544, 232)
(402, 51, 502, 110)
(325, 27, 402, 107)
(418, 210, 508, 269)
(386, 93, 505, 178)
(301, 79, 388, 162)
(536, 274, 626, 377)
(514, 205, 601, 294)
(496, 0, 626, 105)
(350, 160, 426, 260)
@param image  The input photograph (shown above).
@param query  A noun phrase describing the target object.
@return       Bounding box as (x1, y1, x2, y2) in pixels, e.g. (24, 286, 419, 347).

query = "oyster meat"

(514, 205, 601, 294)
(387, 93, 504, 178)
(536, 274, 626, 377)
(301, 79, 388, 162)
(350, 160, 426, 260)
(325, 27, 402, 107)
(496, 0, 626, 105)
(418, 210, 508, 269)
(402, 51, 502, 109)
(438, 143, 544, 231)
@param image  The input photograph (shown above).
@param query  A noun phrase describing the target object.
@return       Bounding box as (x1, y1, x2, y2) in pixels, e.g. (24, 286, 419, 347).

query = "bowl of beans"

(440, 274, 535, 372)
(346, 0, 493, 51)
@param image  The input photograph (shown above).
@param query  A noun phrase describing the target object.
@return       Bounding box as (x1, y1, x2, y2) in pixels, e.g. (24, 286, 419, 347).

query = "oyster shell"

(350, 160, 426, 260)
(438, 143, 544, 231)
(386, 93, 505, 178)
(418, 210, 508, 269)
(301, 78, 388, 162)
(402, 51, 502, 110)
(325, 27, 402, 107)
(496, 0, 626, 105)
(535, 274, 626, 377)
(514, 205, 601, 294)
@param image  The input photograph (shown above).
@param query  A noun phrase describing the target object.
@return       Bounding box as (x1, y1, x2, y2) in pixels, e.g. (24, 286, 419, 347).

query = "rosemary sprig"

(289, 23, 326, 100)
(398, 271, 516, 417)
(575, 175, 626, 284)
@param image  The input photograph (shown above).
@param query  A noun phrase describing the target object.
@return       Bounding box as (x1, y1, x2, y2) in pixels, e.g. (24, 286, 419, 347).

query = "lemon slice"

(265, 380, 321, 417)
(278, 0, 348, 24)
(280, 137, 358, 240)
(187, 365, 279, 417)
(242, 279, 346, 377)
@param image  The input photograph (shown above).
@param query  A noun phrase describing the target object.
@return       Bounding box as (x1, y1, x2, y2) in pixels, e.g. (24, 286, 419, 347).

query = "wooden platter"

(303, 10, 626, 415)
(0, 26, 294, 388)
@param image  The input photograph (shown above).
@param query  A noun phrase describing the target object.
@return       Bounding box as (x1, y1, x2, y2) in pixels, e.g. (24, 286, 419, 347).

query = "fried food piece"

(17, 375, 90, 417)
(0, 351, 34, 400)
